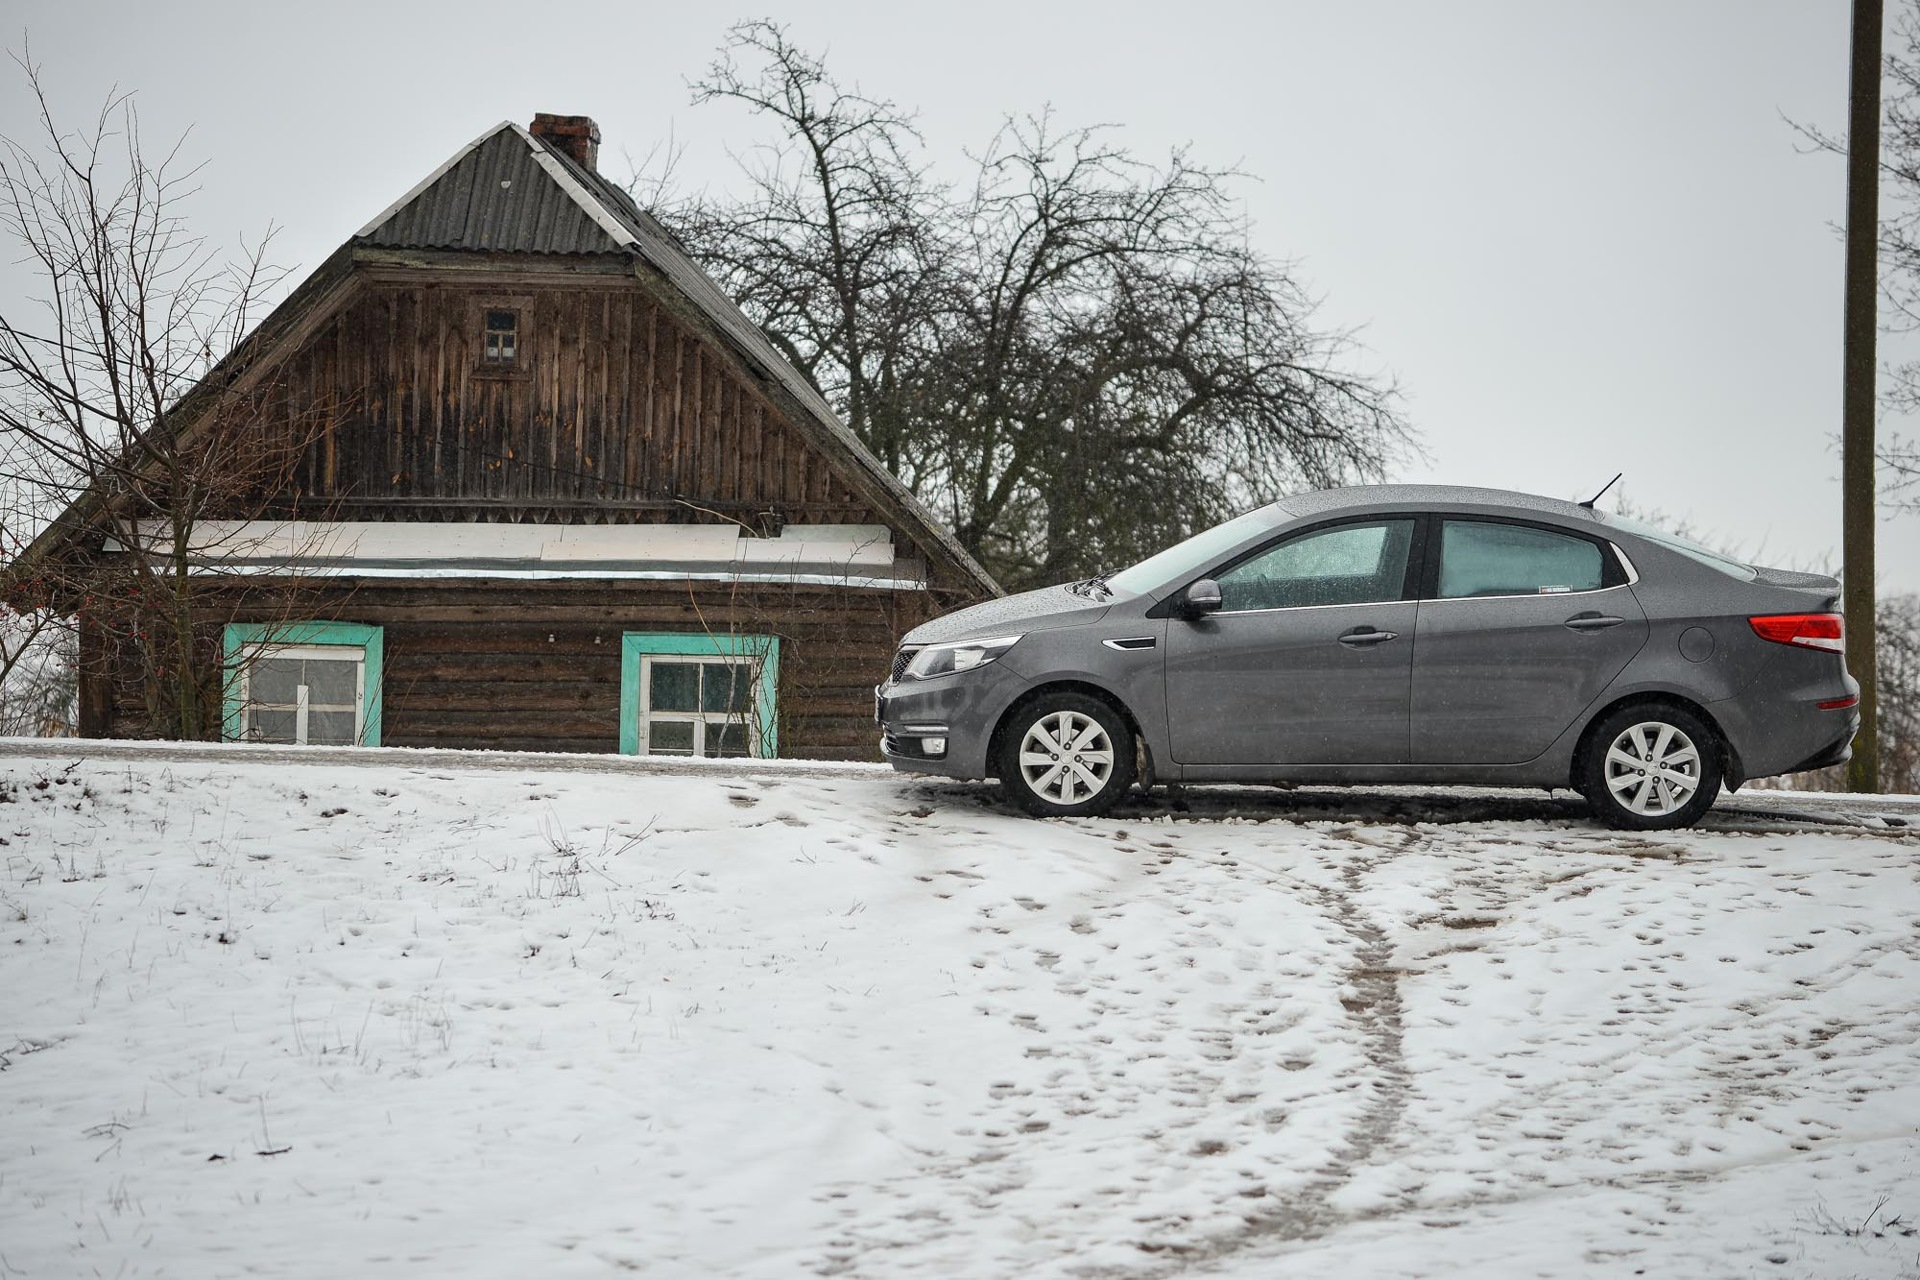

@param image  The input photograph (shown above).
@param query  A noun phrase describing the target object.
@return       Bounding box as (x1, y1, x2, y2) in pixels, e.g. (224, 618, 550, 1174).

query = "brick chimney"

(529, 113, 600, 172)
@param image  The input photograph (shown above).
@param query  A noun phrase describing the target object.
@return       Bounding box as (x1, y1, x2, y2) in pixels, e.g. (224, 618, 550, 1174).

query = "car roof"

(1276, 484, 1603, 527)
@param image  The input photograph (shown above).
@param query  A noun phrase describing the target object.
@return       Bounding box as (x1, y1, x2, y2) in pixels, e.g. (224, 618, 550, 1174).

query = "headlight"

(903, 635, 1022, 680)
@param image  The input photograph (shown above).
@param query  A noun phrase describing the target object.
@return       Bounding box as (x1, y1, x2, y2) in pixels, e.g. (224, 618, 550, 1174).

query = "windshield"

(1599, 512, 1757, 582)
(1104, 506, 1285, 597)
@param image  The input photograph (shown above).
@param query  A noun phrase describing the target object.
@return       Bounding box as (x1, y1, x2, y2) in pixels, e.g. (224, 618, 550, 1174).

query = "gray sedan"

(875, 486, 1859, 829)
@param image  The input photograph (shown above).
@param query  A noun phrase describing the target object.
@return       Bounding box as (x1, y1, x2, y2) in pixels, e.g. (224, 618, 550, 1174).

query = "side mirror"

(1180, 578, 1223, 619)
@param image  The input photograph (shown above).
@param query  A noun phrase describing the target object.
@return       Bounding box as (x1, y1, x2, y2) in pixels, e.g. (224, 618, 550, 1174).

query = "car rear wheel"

(998, 693, 1136, 818)
(1578, 703, 1723, 831)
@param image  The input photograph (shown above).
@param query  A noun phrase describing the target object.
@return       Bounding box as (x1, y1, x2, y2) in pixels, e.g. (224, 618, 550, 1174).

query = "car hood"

(902, 584, 1113, 646)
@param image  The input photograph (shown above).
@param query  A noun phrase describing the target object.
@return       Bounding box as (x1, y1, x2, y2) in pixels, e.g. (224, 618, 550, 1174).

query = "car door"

(1411, 516, 1648, 764)
(1165, 518, 1418, 765)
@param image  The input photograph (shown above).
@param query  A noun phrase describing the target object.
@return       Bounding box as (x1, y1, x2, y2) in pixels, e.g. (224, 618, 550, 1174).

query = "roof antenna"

(1579, 472, 1623, 510)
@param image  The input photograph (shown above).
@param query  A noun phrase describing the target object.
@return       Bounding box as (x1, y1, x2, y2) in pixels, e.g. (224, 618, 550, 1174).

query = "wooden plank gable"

(268, 271, 876, 532)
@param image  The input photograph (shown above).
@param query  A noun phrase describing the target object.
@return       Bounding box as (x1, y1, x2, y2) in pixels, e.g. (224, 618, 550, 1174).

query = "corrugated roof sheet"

(359, 127, 627, 255)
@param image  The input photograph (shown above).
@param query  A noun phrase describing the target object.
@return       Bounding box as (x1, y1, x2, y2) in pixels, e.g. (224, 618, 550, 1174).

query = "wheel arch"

(987, 679, 1145, 781)
(1569, 690, 1744, 791)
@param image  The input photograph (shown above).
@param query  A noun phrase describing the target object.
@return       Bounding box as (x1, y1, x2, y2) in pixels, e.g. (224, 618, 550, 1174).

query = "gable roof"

(18, 122, 999, 600)
(354, 122, 998, 597)
(357, 124, 636, 255)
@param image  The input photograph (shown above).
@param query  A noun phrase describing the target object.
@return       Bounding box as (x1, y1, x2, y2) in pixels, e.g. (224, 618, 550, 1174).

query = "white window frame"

(237, 643, 368, 746)
(483, 309, 518, 364)
(637, 652, 762, 758)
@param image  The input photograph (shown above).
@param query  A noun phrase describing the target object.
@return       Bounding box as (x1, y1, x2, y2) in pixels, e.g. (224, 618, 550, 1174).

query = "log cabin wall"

(269, 269, 880, 533)
(75, 263, 983, 756)
(88, 579, 942, 759)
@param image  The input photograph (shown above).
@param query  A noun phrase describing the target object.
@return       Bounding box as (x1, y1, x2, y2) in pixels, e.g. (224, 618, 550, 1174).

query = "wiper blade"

(1067, 571, 1113, 599)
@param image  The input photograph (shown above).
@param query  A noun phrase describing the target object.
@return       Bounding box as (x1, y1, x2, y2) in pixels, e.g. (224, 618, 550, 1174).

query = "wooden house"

(23, 114, 999, 758)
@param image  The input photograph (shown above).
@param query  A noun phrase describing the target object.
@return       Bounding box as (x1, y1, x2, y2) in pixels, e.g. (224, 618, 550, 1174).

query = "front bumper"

(877, 696, 953, 764)
(875, 662, 1028, 780)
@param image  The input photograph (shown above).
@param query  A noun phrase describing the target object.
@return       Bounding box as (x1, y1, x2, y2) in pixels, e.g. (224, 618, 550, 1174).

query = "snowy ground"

(2, 742, 1918, 1279)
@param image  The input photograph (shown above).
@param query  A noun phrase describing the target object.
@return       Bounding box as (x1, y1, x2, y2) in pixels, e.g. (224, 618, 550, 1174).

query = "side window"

(1437, 520, 1604, 598)
(222, 622, 384, 747)
(641, 655, 757, 757)
(483, 309, 518, 365)
(619, 633, 780, 758)
(1214, 519, 1414, 612)
(241, 646, 366, 745)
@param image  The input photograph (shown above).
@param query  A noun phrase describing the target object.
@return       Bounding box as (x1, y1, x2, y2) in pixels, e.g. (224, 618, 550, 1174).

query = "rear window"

(1437, 520, 1604, 598)
(1597, 512, 1758, 582)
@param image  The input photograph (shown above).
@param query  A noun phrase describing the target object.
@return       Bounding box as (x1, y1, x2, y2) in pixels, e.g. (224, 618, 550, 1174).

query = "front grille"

(889, 646, 922, 683)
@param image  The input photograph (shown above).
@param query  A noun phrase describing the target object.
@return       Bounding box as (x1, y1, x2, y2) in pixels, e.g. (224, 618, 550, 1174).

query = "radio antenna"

(1579, 472, 1623, 510)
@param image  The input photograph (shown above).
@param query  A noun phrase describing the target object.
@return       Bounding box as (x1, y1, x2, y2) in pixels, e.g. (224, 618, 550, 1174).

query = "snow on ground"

(1, 746, 1917, 1279)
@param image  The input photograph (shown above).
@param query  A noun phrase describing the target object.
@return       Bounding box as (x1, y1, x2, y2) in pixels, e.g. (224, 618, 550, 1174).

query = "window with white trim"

(639, 654, 758, 757)
(619, 633, 778, 758)
(238, 644, 367, 745)
(483, 309, 518, 365)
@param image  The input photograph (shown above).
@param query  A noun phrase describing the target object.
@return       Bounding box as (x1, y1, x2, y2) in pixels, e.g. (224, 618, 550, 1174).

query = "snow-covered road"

(1, 746, 1916, 1277)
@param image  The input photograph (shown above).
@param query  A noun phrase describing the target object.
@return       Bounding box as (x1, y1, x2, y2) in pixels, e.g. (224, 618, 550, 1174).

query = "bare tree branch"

(645, 22, 1414, 589)
(1, 53, 317, 738)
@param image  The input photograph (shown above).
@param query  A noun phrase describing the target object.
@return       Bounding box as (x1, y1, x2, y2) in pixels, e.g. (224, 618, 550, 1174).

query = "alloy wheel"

(1602, 720, 1702, 817)
(1018, 710, 1116, 806)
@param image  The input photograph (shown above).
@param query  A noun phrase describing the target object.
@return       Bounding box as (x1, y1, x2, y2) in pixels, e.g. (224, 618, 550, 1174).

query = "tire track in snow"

(1153, 829, 1419, 1274)
(797, 823, 1408, 1278)
(1172, 825, 1920, 1278)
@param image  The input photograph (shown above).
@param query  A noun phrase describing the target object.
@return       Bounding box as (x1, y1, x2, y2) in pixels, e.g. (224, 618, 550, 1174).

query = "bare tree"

(0, 458, 74, 733)
(0, 605, 74, 736)
(654, 22, 1412, 590)
(0, 58, 320, 739)
(1884, 435, 1920, 509)
(1875, 591, 1920, 792)
(1853, 2, 1920, 514)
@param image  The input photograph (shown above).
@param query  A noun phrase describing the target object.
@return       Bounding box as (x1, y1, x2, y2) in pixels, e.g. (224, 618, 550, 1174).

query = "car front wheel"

(1578, 703, 1723, 831)
(997, 692, 1136, 818)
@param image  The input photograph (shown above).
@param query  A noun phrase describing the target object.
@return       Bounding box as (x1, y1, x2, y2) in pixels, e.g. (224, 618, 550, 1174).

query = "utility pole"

(1843, 0, 1883, 792)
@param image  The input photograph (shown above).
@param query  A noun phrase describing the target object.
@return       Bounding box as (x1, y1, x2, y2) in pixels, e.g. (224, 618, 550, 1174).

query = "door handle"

(1564, 613, 1625, 631)
(1338, 626, 1399, 647)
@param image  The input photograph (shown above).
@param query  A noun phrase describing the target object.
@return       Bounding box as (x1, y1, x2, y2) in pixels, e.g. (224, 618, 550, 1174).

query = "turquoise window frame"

(620, 633, 779, 758)
(223, 621, 385, 746)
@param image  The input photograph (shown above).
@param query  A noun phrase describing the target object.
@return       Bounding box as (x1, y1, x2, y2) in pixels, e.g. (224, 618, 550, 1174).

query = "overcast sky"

(7, 0, 1918, 590)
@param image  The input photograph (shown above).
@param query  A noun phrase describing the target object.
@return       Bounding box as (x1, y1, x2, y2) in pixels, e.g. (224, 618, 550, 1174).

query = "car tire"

(1577, 703, 1723, 831)
(997, 692, 1136, 818)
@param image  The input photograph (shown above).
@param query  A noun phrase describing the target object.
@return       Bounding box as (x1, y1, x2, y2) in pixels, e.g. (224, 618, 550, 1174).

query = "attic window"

(483, 310, 518, 364)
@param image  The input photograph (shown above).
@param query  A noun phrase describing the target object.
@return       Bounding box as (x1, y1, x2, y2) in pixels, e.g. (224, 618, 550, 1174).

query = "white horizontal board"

(119, 520, 897, 570)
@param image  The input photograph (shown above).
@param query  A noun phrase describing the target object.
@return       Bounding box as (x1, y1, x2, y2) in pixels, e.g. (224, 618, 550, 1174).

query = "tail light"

(1749, 613, 1845, 653)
